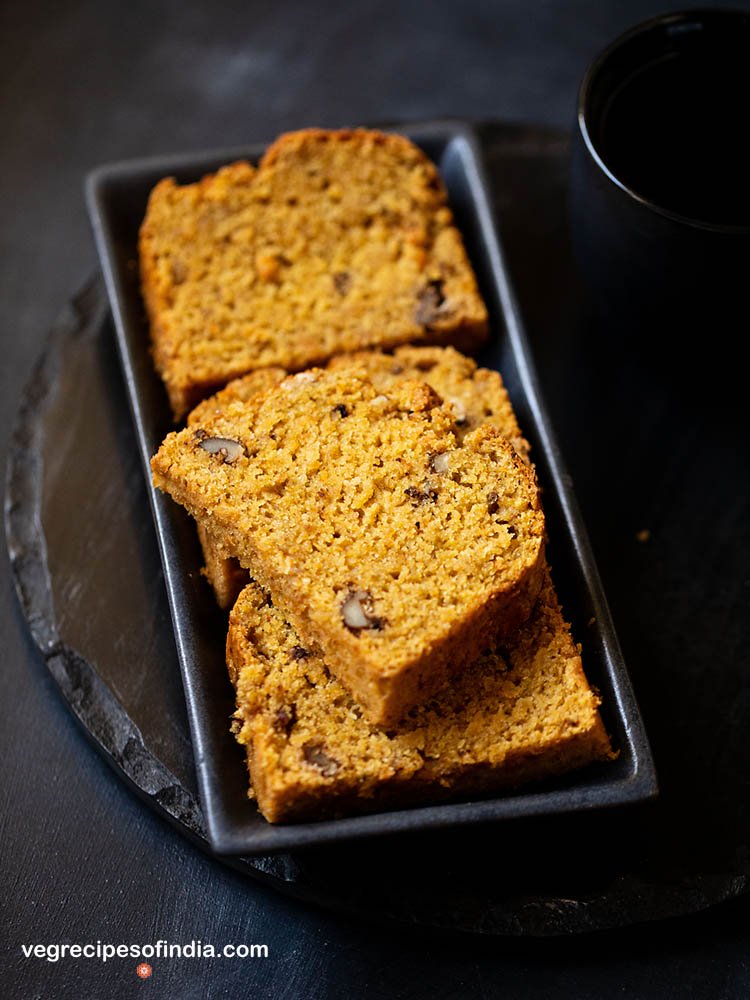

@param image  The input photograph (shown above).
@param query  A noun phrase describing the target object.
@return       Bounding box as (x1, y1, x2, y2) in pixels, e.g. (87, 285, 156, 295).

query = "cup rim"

(577, 7, 750, 235)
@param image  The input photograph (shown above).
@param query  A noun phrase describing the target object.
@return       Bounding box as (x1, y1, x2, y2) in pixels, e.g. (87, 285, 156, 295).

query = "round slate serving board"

(6, 124, 750, 936)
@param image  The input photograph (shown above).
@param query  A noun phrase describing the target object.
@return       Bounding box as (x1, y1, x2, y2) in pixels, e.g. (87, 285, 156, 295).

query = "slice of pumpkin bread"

(152, 368, 545, 725)
(140, 128, 489, 418)
(187, 346, 529, 609)
(327, 345, 529, 456)
(227, 570, 613, 823)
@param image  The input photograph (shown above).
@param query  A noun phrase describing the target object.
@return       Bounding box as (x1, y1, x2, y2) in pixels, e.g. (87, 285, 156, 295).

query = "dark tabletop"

(3, 2, 750, 998)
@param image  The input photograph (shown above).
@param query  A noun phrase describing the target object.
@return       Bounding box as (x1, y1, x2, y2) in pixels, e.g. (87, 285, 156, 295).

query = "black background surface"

(3, 2, 750, 997)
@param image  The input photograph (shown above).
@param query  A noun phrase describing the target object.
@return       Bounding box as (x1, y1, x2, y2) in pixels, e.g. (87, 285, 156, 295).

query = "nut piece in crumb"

(171, 258, 187, 284)
(289, 645, 310, 661)
(302, 742, 340, 777)
(273, 704, 296, 735)
(332, 271, 351, 295)
(430, 451, 450, 475)
(340, 589, 385, 632)
(448, 397, 468, 426)
(487, 491, 500, 515)
(404, 483, 439, 506)
(415, 278, 448, 326)
(195, 434, 245, 464)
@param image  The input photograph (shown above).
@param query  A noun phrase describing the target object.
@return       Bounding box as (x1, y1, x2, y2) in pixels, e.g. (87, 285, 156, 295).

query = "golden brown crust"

(139, 129, 488, 418)
(227, 569, 613, 823)
(195, 522, 248, 612)
(153, 368, 545, 725)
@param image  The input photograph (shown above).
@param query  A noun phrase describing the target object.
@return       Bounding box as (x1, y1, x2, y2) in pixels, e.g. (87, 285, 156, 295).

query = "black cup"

(570, 9, 750, 339)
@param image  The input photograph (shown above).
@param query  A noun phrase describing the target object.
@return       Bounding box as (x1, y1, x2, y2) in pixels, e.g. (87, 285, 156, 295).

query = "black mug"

(570, 9, 750, 340)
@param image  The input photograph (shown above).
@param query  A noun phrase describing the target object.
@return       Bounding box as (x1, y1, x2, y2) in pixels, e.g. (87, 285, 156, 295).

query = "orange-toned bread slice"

(227, 570, 613, 823)
(140, 128, 488, 418)
(152, 368, 545, 725)
(187, 346, 529, 609)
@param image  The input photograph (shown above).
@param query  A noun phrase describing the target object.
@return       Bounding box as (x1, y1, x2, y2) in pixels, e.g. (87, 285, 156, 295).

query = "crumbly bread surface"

(140, 128, 489, 418)
(188, 367, 287, 429)
(227, 571, 613, 823)
(188, 346, 529, 608)
(152, 368, 545, 725)
(327, 345, 529, 456)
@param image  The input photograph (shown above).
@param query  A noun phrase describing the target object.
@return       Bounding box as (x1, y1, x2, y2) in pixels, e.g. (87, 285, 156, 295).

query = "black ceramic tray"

(84, 120, 655, 854)
(7, 123, 750, 935)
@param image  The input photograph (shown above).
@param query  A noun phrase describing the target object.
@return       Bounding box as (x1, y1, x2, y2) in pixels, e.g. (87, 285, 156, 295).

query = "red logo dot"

(136, 963, 152, 979)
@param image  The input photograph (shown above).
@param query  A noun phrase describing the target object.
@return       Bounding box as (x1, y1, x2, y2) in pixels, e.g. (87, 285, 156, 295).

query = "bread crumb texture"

(140, 128, 489, 417)
(152, 368, 545, 724)
(189, 345, 530, 608)
(228, 570, 613, 823)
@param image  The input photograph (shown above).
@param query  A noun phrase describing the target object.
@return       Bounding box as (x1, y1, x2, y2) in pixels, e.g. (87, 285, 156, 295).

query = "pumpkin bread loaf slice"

(152, 368, 545, 725)
(187, 346, 529, 609)
(327, 345, 529, 457)
(140, 128, 489, 418)
(227, 570, 613, 823)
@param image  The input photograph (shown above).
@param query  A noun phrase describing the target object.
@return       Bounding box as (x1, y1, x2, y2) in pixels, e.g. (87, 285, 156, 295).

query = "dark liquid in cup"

(599, 44, 750, 227)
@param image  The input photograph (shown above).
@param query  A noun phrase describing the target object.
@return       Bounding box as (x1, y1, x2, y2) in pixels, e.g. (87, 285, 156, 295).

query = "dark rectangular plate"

(86, 120, 657, 855)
